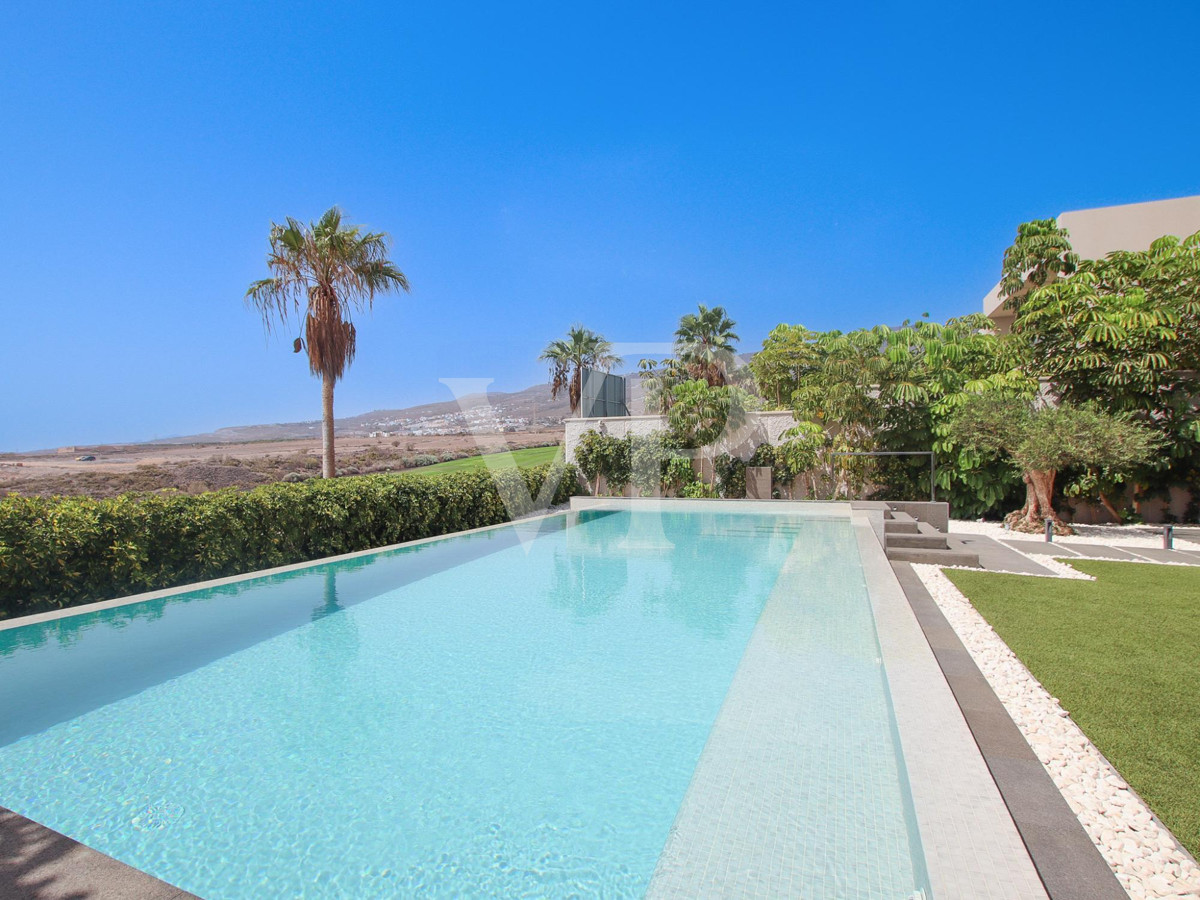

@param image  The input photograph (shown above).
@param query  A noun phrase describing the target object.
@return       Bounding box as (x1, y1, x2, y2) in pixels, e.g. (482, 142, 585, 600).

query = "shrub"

(573, 430, 631, 495)
(662, 456, 697, 495)
(713, 453, 746, 498)
(629, 430, 684, 496)
(0, 463, 580, 619)
(412, 454, 439, 467)
(680, 480, 718, 499)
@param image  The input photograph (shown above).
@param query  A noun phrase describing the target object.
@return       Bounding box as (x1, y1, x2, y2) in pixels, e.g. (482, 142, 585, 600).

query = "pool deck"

(0, 499, 1135, 899)
(0, 805, 197, 899)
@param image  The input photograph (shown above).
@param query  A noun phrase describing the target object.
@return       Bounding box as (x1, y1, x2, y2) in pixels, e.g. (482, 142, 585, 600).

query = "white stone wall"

(564, 410, 799, 463)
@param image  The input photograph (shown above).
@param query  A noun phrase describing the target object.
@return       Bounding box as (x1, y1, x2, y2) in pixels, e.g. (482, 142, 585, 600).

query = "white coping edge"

(0, 509, 569, 632)
(570, 496, 849, 517)
(852, 510, 1050, 900)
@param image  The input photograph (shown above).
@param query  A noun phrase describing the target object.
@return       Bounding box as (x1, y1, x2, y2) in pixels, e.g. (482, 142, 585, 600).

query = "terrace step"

(885, 546, 981, 567)
(884, 512, 920, 534)
(886, 532, 949, 550)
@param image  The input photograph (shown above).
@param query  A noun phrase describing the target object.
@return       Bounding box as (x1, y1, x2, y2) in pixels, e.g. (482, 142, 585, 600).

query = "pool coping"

(0, 805, 198, 900)
(850, 510, 1051, 900)
(0, 507, 570, 632)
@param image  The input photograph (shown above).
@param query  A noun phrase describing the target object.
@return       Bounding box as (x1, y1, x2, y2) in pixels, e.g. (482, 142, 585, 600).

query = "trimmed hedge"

(0, 463, 579, 619)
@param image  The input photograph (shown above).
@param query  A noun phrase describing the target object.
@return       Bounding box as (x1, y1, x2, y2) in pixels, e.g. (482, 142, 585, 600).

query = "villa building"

(982, 194, 1200, 331)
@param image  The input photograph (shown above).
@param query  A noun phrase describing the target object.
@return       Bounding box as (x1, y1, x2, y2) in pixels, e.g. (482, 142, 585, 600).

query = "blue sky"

(2, 2, 1198, 450)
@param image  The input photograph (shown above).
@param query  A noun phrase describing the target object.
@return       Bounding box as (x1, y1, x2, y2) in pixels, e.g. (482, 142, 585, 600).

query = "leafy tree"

(748, 324, 819, 408)
(636, 356, 687, 414)
(713, 452, 747, 498)
(246, 207, 410, 478)
(540, 326, 622, 414)
(675, 304, 740, 386)
(663, 456, 699, 495)
(629, 430, 683, 495)
(667, 379, 748, 480)
(572, 429, 631, 495)
(780, 316, 1023, 510)
(999, 218, 1078, 315)
(745, 428, 824, 499)
(1013, 230, 1200, 511)
(946, 395, 1160, 533)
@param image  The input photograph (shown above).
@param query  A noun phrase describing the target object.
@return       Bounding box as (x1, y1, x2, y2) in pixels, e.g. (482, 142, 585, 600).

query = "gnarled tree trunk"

(1098, 491, 1124, 524)
(1005, 469, 1073, 534)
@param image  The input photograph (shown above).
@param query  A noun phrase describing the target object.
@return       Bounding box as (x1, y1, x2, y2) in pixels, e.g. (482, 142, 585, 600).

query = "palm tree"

(675, 304, 740, 386)
(540, 326, 622, 414)
(246, 207, 409, 478)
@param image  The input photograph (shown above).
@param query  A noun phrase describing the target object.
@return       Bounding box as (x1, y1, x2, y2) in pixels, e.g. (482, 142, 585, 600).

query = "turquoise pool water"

(0, 509, 926, 898)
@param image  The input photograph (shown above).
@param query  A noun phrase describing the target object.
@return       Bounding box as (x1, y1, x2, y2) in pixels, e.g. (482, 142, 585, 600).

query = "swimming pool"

(0, 506, 930, 898)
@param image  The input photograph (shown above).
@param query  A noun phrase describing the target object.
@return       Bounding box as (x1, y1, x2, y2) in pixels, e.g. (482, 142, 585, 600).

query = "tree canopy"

(540, 326, 622, 414)
(946, 394, 1160, 532)
(562, 219, 1200, 523)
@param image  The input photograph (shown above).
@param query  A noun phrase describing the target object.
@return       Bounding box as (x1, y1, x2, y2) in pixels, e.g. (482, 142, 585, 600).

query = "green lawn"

(407, 444, 562, 476)
(945, 560, 1200, 857)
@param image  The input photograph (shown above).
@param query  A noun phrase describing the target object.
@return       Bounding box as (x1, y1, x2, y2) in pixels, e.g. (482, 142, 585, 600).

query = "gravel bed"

(913, 563, 1200, 900)
(951, 519, 1200, 550)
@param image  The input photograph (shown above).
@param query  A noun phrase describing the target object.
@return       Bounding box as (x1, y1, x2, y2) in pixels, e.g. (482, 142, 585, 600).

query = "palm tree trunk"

(570, 366, 582, 415)
(321, 374, 336, 478)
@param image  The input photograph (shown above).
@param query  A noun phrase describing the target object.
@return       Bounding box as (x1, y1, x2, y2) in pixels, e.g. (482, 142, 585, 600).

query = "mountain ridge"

(153, 382, 575, 444)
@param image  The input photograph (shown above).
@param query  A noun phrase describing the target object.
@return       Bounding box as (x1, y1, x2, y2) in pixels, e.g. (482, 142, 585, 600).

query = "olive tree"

(946, 394, 1160, 533)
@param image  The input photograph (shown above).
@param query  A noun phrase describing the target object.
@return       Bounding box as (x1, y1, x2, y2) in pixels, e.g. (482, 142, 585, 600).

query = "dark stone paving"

(946, 534, 1057, 575)
(0, 806, 196, 899)
(997, 539, 1200, 566)
(1057, 543, 1139, 560)
(891, 563, 1128, 900)
(1116, 546, 1200, 564)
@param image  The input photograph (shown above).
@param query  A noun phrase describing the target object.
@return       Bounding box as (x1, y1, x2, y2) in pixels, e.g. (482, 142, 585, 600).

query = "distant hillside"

(156, 382, 575, 444)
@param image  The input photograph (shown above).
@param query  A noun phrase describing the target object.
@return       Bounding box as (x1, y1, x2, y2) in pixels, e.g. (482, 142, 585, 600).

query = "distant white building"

(982, 195, 1200, 332)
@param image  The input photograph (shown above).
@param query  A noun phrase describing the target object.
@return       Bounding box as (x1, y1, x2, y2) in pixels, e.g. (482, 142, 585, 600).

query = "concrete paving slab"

(1055, 543, 1139, 560)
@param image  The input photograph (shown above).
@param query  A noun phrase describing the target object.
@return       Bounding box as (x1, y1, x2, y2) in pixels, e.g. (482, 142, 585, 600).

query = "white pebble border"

(912, 563, 1200, 900)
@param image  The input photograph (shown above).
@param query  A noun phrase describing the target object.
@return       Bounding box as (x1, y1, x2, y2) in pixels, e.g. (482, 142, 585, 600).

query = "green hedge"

(0, 463, 580, 619)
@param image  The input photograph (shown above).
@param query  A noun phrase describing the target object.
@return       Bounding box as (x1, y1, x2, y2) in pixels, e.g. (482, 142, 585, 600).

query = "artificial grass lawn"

(945, 560, 1200, 857)
(408, 444, 562, 476)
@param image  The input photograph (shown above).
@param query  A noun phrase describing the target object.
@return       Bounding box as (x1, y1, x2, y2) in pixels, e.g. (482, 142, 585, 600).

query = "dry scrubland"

(0, 430, 563, 499)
